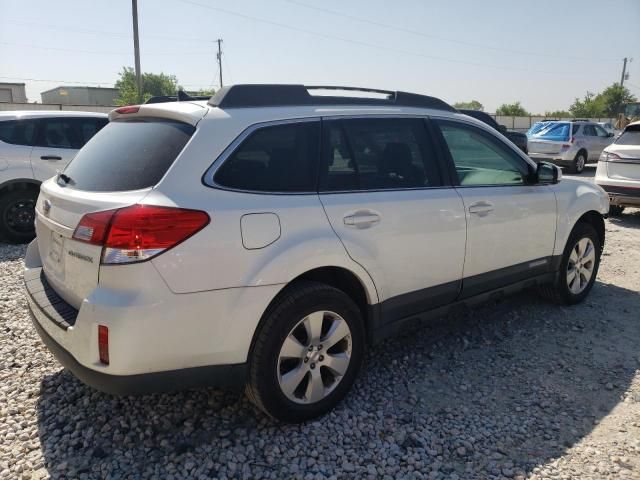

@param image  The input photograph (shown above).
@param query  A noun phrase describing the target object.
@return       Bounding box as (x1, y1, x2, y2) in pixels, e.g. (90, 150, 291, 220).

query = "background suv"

(528, 120, 614, 173)
(24, 85, 608, 423)
(0, 111, 108, 243)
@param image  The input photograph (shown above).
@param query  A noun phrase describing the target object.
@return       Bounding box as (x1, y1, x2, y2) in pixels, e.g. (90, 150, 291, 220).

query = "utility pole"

(216, 38, 223, 88)
(132, 0, 143, 103)
(620, 57, 628, 87)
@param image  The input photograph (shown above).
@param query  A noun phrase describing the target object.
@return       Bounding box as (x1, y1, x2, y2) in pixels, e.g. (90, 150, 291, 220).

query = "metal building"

(41, 86, 119, 106)
(0, 83, 28, 103)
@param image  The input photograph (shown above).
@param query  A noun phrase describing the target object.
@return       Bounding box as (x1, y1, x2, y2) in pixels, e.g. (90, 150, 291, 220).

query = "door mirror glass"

(497, 124, 507, 134)
(536, 161, 561, 184)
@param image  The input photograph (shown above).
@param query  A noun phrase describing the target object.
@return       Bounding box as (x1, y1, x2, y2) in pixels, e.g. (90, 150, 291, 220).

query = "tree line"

(454, 83, 636, 117)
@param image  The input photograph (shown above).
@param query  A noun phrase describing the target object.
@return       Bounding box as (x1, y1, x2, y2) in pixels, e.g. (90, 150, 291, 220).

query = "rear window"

(615, 127, 640, 146)
(534, 122, 571, 141)
(62, 118, 194, 192)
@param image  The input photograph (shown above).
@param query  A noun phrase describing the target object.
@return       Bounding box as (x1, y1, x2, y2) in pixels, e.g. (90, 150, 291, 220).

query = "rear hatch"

(528, 122, 572, 155)
(36, 104, 203, 309)
(605, 127, 640, 181)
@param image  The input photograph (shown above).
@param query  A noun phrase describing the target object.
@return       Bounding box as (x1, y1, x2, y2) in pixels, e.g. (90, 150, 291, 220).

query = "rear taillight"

(73, 205, 210, 264)
(570, 136, 575, 144)
(599, 152, 621, 162)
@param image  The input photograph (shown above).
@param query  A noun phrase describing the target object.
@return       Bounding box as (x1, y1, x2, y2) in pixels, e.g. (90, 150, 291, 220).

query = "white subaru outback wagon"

(25, 85, 609, 423)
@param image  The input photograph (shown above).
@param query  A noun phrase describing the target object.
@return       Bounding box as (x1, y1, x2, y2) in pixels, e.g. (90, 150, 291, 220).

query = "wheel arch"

(248, 266, 377, 358)
(0, 178, 41, 197)
(576, 210, 605, 253)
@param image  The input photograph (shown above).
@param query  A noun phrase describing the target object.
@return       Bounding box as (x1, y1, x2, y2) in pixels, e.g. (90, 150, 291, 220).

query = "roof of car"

(0, 110, 108, 120)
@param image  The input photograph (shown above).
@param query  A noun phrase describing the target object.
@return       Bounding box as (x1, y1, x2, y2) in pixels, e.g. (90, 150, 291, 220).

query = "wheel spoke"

(578, 239, 590, 259)
(280, 365, 308, 397)
(569, 248, 579, 264)
(322, 318, 350, 350)
(566, 268, 577, 286)
(280, 335, 307, 359)
(324, 352, 350, 376)
(303, 311, 324, 343)
(305, 368, 325, 403)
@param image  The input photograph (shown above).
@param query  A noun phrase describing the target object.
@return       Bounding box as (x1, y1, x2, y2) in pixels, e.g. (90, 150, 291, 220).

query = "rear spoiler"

(145, 90, 211, 104)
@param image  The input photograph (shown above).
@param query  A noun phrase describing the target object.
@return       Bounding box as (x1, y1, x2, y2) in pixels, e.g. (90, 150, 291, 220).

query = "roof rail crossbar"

(207, 84, 456, 112)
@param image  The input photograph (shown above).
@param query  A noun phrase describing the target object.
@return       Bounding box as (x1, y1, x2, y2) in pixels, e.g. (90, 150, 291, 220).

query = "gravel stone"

(1, 211, 640, 479)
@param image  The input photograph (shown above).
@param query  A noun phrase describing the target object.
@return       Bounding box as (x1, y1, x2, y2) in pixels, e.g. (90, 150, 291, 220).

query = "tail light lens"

(73, 205, 210, 264)
(599, 152, 621, 162)
(570, 136, 576, 144)
(98, 325, 109, 365)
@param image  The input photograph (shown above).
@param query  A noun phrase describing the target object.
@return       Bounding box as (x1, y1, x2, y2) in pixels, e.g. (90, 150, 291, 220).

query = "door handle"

(468, 201, 494, 216)
(41, 155, 62, 161)
(343, 211, 381, 227)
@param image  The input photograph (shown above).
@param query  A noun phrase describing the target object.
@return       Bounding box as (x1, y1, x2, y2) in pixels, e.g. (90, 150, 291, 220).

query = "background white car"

(0, 111, 108, 242)
(596, 121, 640, 215)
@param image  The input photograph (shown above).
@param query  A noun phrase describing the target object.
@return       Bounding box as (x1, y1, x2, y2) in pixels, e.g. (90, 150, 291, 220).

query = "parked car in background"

(527, 120, 614, 174)
(24, 84, 608, 423)
(0, 111, 108, 243)
(527, 120, 558, 137)
(459, 109, 528, 153)
(595, 120, 640, 215)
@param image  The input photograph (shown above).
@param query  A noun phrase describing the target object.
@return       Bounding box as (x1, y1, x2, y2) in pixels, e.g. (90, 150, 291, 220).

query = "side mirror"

(498, 124, 508, 134)
(534, 161, 561, 184)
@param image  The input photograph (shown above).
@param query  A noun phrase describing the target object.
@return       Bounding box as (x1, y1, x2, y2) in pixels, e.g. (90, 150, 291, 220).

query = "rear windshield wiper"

(57, 172, 73, 185)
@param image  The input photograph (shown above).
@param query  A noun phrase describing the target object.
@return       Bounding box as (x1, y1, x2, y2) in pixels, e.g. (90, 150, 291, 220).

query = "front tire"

(246, 281, 365, 423)
(540, 222, 601, 305)
(0, 189, 38, 244)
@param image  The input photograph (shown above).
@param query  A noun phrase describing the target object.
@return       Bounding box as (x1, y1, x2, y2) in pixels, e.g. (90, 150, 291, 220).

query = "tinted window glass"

(583, 125, 597, 136)
(321, 118, 440, 191)
(38, 119, 80, 149)
(215, 122, 320, 192)
(0, 119, 36, 146)
(437, 121, 527, 186)
(63, 119, 194, 192)
(79, 118, 108, 144)
(535, 122, 571, 140)
(572, 124, 580, 135)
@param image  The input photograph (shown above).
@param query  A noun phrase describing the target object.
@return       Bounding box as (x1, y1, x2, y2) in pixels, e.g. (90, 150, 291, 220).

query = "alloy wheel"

(277, 310, 352, 404)
(566, 237, 595, 294)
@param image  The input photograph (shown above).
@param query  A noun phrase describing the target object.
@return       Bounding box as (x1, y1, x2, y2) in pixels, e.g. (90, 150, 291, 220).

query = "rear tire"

(246, 281, 365, 423)
(608, 205, 625, 216)
(539, 222, 601, 305)
(570, 151, 587, 174)
(0, 189, 38, 244)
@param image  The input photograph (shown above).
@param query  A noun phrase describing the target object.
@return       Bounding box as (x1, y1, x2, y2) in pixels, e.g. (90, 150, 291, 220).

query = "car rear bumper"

(527, 154, 575, 167)
(597, 183, 640, 206)
(28, 306, 246, 395)
(23, 239, 282, 394)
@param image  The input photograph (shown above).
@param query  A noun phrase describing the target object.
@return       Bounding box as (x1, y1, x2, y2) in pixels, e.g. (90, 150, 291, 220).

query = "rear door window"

(320, 117, 441, 191)
(583, 125, 597, 136)
(62, 118, 195, 192)
(37, 118, 81, 149)
(214, 121, 320, 192)
(0, 119, 36, 146)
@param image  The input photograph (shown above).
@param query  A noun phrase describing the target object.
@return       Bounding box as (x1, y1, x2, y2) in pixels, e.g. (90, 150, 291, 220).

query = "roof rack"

(207, 84, 456, 112)
(145, 90, 210, 104)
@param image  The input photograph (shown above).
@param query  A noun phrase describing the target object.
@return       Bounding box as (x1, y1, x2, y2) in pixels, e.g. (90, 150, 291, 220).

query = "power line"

(285, 0, 619, 64)
(0, 41, 210, 57)
(175, 0, 587, 76)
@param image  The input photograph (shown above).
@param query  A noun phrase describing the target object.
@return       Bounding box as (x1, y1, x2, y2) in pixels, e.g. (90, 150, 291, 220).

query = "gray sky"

(1, 0, 639, 113)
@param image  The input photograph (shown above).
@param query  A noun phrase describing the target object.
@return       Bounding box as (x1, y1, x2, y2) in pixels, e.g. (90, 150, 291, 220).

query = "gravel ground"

(1, 210, 639, 480)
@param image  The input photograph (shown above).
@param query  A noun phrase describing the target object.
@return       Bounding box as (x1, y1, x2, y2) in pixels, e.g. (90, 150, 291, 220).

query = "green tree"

(115, 67, 180, 105)
(569, 92, 605, 118)
(598, 83, 636, 116)
(495, 102, 530, 116)
(544, 110, 572, 118)
(453, 100, 484, 111)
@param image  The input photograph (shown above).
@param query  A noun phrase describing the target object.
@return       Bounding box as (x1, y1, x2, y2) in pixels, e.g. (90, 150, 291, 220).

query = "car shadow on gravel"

(608, 208, 640, 230)
(35, 281, 640, 479)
